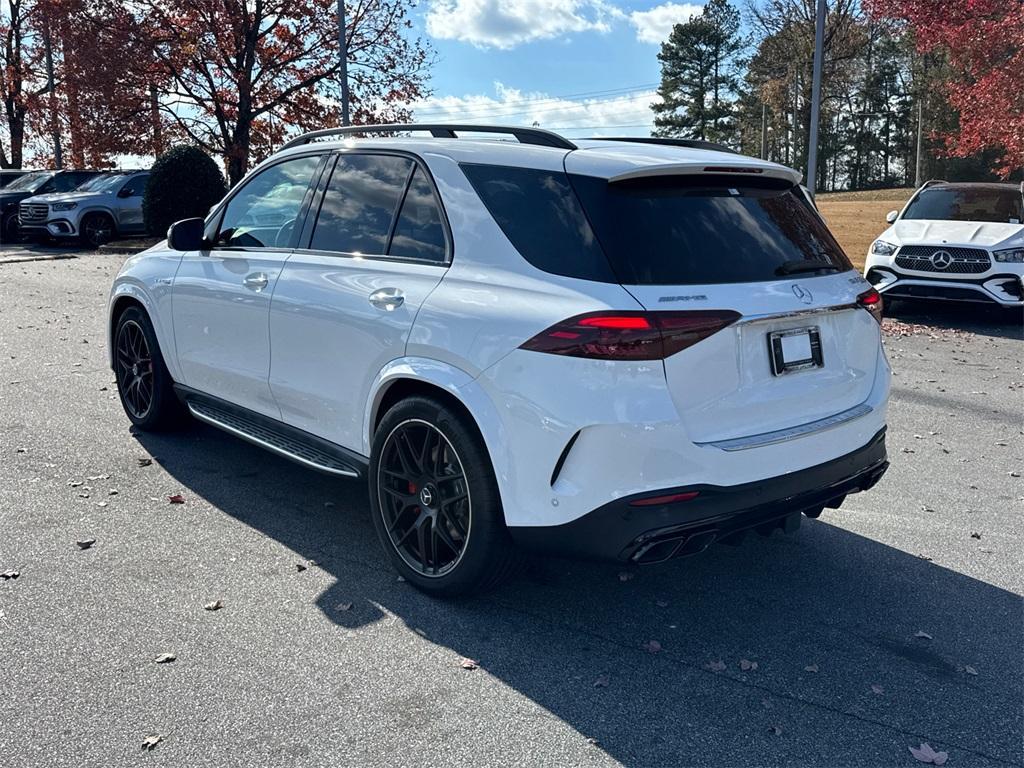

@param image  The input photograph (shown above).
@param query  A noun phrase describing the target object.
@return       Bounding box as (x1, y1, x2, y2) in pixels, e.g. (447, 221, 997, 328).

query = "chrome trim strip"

(696, 402, 874, 452)
(187, 402, 359, 478)
(738, 303, 859, 324)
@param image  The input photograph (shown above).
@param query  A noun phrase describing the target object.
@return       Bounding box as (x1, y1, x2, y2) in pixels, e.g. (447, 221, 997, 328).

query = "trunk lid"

(625, 275, 880, 444)
(564, 165, 881, 444)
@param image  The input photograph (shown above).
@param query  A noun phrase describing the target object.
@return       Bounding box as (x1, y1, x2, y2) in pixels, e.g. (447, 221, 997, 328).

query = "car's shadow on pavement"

(135, 425, 1022, 766)
(885, 298, 1023, 340)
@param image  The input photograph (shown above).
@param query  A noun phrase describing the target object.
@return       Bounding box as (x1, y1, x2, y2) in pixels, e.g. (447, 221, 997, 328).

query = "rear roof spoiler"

(607, 162, 801, 185)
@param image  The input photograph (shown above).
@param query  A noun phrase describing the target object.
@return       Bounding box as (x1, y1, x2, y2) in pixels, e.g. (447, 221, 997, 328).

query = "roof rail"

(279, 123, 578, 152)
(589, 136, 739, 155)
(921, 179, 947, 189)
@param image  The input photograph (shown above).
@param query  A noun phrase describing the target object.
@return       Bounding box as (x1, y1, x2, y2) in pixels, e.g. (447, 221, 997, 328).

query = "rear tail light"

(520, 310, 741, 360)
(857, 288, 883, 324)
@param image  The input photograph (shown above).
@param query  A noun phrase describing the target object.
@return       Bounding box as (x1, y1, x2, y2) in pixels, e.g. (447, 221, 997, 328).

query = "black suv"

(0, 170, 103, 243)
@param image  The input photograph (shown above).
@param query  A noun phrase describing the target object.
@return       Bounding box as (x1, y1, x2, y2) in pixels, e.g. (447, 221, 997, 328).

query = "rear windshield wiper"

(775, 260, 841, 276)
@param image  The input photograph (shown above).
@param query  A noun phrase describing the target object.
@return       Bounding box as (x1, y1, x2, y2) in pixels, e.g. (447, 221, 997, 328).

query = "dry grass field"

(817, 188, 915, 271)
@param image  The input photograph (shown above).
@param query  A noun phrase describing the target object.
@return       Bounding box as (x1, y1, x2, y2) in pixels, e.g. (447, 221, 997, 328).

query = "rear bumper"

(509, 427, 888, 563)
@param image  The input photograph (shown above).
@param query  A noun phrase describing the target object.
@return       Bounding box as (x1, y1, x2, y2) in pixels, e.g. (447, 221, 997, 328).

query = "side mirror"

(117, 187, 133, 198)
(167, 218, 206, 251)
(886, 210, 899, 224)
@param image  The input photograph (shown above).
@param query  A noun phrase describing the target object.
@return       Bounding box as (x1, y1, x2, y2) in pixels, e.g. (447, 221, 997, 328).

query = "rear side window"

(311, 154, 413, 255)
(461, 164, 615, 282)
(389, 166, 447, 262)
(569, 175, 853, 285)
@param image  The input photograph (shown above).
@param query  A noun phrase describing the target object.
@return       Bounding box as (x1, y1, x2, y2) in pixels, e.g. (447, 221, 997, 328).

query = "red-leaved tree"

(866, 0, 1023, 177)
(131, 0, 432, 184)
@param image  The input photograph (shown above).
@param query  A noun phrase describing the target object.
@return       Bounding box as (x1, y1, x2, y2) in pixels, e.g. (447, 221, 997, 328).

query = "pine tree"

(652, 0, 744, 143)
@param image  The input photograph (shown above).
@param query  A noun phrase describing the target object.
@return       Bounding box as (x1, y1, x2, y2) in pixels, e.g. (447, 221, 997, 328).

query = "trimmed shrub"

(143, 145, 228, 237)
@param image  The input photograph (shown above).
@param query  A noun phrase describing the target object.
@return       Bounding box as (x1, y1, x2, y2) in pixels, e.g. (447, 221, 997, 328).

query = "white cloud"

(629, 2, 704, 44)
(425, 0, 623, 50)
(411, 82, 659, 136)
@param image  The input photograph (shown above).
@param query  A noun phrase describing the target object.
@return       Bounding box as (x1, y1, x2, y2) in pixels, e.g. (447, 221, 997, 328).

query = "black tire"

(80, 212, 116, 248)
(369, 395, 518, 597)
(2, 213, 20, 245)
(113, 306, 185, 431)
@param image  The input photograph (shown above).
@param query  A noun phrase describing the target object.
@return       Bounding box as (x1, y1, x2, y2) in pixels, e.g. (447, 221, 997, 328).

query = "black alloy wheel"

(114, 319, 154, 420)
(82, 213, 114, 248)
(377, 418, 471, 577)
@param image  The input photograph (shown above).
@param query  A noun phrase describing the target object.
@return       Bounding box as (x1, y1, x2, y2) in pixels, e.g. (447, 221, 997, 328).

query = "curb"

(99, 244, 150, 255)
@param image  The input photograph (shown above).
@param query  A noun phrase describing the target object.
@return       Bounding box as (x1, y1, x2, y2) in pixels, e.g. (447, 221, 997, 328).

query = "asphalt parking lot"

(1, 251, 1021, 768)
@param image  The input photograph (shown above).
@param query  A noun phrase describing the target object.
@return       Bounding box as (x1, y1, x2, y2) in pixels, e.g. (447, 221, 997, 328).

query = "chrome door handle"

(368, 288, 405, 311)
(243, 272, 269, 291)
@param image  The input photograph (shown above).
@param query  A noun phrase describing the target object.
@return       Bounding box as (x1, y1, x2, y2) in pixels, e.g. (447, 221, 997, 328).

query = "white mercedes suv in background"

(865, 180, 1024, 307)
(107, 124, 890, 596)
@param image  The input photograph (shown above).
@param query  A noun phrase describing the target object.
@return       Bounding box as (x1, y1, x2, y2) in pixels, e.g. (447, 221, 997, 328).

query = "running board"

(184, 397, 364, 478)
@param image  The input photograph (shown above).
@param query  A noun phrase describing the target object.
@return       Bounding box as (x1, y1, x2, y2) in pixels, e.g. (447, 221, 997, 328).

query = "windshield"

(5, 171, 52, 192)
(902, 187, 1024, 224)
(569, 175, 853, 285)
(76, 173, 124, 192)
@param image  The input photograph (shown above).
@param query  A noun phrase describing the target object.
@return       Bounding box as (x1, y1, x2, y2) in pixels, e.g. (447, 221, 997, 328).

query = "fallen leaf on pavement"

(740, 659, 758, 671)
(909, 742, 948, 765)
(137, 458, 152, 467)
(804, 664, 819, 673)
(459, 657, 479, 670)
(76, 539, 96, 550)
(914, 630, 933, 641)
(617, 571, 634, 582)
(154, 653, 176, 664)
(1, 570, 20, 580)
(335, 602, 353, 612)
(203, 600, 223, 612)
(871, 684, 884, 695)
(141, 734, 163, 751)
(655, 599, 669, 608)
(970, 532, 981, 539)
(768, 725, 782, 736)
(68, 480, 84, 488)
(593, 675, 609, 688)
(295, 562, 307, 572)
(643, 640, 662, 654)
(86, 474, 109, 481)
(168, 494, 185, 504)
(706, 660, 726, 672)
(964, 665, 978, 676)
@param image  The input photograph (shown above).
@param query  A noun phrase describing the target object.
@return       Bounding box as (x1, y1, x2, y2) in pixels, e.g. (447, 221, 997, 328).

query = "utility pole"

(338, 0, 350, 126)
(760, 102, 768, 160)
(42, 20, 63, 169)
(914, 98, 923, 188)
(806, 0, 826, 198)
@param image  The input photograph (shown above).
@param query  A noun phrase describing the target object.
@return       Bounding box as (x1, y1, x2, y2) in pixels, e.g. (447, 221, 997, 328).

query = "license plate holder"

(768, 327, 823, 376)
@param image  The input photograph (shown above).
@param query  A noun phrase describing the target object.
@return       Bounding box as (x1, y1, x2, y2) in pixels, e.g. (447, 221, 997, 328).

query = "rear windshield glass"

(461, 164, 615, 282)
(569, 175, 853, 286)
(902, 187, 1024, 224)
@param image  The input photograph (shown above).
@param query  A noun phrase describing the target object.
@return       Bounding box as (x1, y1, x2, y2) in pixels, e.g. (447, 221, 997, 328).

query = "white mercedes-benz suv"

(107, 125, 890, 596)
(865, 180, 1024, 307)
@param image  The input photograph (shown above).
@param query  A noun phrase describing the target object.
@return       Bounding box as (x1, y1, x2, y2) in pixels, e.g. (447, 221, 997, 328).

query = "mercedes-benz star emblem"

(791, 284, 813, 305)
(419, 487, 434, 507)
(930, 250, 953, 270)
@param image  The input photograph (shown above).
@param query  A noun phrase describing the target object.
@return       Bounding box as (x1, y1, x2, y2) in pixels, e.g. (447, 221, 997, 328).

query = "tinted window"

(570, 175, 853, 285)
(5, 171, 51, 191)
(121, 174, 149, 196)
(217, 155, 320, 248)
(461, 164, 614, 282)
(902, 187, 1023, 224)
(53, 173, 94, 192)
(78, 174, 123, 192)
(310, 154, 412, 254)
(389, 167, 447, 262)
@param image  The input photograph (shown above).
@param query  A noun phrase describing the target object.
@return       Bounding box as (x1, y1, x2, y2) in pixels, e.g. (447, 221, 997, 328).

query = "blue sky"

(405, 1, 707, 138)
